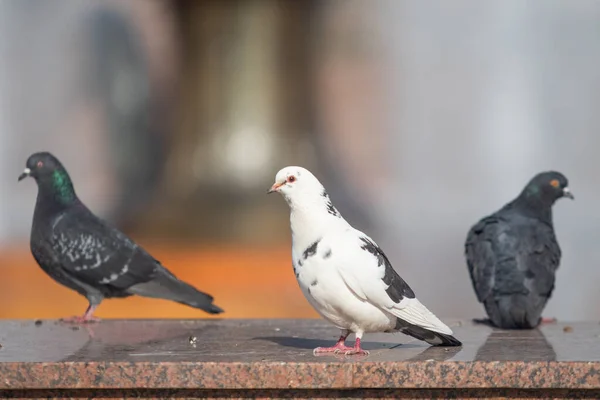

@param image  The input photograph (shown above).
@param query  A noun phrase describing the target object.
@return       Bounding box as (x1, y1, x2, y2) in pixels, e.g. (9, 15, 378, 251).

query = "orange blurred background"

(0, 241, 319, 319)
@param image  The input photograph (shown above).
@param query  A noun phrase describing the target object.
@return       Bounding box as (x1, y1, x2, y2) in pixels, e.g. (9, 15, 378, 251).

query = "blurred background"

(0, 0, 598, 321)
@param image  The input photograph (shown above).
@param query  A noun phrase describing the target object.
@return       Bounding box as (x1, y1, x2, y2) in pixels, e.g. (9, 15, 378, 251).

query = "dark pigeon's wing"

(50, 208, 159, 290)
(30, 238, 99, 297)
(518, 222, 561, 298)
(45, 206, 223, 314)
(465, 215, 510, 303)
(465, 213, 561, 303)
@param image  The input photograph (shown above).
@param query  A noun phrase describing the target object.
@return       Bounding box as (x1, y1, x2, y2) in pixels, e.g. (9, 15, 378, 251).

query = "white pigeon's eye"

(287, 176, 296, 183)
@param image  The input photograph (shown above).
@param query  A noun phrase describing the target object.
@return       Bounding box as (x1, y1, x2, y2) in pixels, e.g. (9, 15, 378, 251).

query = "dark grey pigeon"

(19, 152, 223, 322)
(465, 171, 573, 329)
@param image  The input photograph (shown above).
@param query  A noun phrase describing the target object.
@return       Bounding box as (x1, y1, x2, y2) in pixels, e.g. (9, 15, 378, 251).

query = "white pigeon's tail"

(390, 298, 462, 346)
(395, 319, 462, 346)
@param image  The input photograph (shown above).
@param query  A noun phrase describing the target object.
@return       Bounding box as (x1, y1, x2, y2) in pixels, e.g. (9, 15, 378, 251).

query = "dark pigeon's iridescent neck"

(52, 170, 76, 203)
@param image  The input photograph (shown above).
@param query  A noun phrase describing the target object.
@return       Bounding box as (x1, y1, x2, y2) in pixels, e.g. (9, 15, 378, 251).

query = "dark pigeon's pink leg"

(61, 304, 100, 324)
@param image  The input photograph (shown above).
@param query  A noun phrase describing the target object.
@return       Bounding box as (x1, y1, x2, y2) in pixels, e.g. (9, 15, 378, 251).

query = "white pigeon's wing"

(333, 230, 453, 335)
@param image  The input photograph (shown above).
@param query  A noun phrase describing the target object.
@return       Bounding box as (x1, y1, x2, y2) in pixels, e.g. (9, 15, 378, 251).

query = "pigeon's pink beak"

(267, 182, 284, 194)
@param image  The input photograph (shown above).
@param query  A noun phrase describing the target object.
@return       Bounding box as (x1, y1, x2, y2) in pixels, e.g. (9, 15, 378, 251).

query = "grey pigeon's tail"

(397, 321, 462, 347)
(127, 268, 224, 314)
(482, 295, 545, 329)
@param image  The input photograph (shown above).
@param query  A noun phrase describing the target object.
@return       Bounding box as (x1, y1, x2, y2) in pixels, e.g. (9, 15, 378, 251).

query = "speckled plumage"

(21, 152, 223, 321)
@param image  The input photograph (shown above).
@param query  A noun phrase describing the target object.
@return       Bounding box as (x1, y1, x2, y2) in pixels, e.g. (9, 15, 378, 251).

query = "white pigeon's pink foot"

(541, 317, 557, 324)
(313, 332, 352, 355)
(313, 343, 354, 355)
(343, 338, 369, 356)
(60, 305, 100, 324)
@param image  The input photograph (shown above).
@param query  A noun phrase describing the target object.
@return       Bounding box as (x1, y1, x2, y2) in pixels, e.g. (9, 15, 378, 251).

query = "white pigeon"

(268, 166, 462, 356)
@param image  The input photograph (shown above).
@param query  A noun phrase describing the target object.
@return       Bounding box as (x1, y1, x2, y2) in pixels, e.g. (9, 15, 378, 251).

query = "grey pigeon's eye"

(36, 161, 44, 168)
(287, 176, 296, 183)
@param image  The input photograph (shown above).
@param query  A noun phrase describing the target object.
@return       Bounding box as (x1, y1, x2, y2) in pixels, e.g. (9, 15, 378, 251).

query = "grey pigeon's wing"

(45, 206, 223, 314)
(30, 238, 101, 297)
(465, 214, 561, 303)
(465, 215, 511, 303)
(518, 222, 561, 298)
(50, 208, 159, 290)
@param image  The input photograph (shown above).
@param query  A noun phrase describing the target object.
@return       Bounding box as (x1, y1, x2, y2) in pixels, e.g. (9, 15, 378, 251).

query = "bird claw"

(344, 348, 370, 357)
(541, 317, 557, 324)
(315, 337, 369, 357)
(333, 347, 355, 355)
(313, 344, 354, 356)
(313, 347, 331, 356)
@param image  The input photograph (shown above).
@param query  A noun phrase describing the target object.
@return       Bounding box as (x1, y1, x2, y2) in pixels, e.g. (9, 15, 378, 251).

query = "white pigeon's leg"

(60, 303, 101, 324)
(313, 329, 353, 355)
(344, 330, 370, 356)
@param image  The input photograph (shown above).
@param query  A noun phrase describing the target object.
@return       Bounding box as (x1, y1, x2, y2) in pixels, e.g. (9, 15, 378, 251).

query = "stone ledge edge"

(0, 361, 597, 390)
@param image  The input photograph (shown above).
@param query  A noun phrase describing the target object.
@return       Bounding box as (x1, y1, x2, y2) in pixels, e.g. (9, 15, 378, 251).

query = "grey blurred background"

(0, 0, 598, 320)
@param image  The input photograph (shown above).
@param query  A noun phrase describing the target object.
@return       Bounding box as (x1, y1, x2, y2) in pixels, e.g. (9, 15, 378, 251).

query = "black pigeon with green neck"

(465, 171, 573, 329)
(19, 152, 223, 322)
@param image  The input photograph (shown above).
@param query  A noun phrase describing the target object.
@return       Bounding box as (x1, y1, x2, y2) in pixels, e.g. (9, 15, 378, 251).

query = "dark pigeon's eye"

(36, 161, 44, 168)
(288, 176, 296, 183)
(550, 179, 560, 188)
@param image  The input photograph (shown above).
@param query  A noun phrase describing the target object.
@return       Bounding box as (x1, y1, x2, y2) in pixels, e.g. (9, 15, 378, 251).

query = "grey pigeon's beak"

(18, 168, 31, 182)
(563, 187, 574, 200)
(267, 182, 283, 194)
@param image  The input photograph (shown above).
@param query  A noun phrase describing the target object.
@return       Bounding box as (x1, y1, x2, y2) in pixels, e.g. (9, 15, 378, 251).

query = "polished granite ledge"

(0, 319, 598, 393)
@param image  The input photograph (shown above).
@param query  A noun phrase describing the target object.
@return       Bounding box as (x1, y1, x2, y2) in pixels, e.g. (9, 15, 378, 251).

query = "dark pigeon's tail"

(396, 320, 462, 347)
(127, 268, 224, 314)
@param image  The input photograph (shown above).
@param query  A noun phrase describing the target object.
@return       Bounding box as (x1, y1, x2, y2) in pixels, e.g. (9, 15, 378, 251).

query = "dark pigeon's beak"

(267, 182, 283, 194)
(563, 187, 574, 200)
(18, 168, 31, 182)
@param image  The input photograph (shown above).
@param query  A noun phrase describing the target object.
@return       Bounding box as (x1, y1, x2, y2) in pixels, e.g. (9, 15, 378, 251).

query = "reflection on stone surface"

(474, 327, 556, 361)
(60, 321, 222, 362)
(406, 344, 463, 362)
(1, 319, 600, 363)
